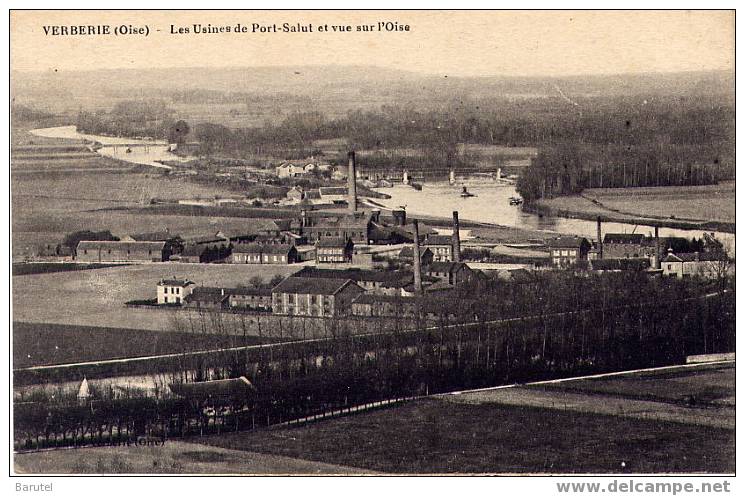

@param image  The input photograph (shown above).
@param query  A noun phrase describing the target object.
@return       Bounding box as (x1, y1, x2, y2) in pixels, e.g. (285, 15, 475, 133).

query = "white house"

(157, 278, 195, 305)
(275, 162, 307, 178)
(661, 250, 728, 279)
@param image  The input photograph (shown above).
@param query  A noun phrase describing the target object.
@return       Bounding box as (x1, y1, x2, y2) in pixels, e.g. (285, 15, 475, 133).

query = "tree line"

(14, 271, 734, 451)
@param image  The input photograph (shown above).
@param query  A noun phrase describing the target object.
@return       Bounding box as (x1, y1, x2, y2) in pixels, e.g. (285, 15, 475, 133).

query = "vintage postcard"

(9, 9, 735, 480)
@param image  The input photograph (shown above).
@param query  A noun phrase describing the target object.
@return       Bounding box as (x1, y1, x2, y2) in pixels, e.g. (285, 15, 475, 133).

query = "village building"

(315, 237, 354, 263)
(227, 287, 273, 312)
(547, 237, 591, 268)
(602, 233, 658, 261)
(157, 279, 195, 305)
(351, 294, 417, 318)
(589, 258, 651, 272)
(183, 287, 230, 311)
(399, 246, 434, 267)
(303, 211, 376, 244)
(230, 243, 298, 264)
(275, 161, 309, 178)
(171, 244, 210, 263)
(271, 276, 364, 317)
(318, 186, 349, 204)
(424, 235, 454, 262)
(122, 231, 182, 259)
(181, 234, 230, 250)
(75, 240, 168, 263)
(286, 186, 304, 202)
(293, 267, 414, 294)
(661, 250, 728, 279)
(215, 229, 255, 245)
(425, 261, 476, 286)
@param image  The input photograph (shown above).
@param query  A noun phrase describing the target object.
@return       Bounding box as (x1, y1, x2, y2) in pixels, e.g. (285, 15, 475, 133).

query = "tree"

(168, 120, 190, 144)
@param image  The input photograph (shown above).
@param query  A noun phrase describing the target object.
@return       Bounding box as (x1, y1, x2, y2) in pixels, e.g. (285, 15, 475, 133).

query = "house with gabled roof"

(661, 249, 728, 279)
(230, 243, 298, 264)
(315, 237, 354, 264)
(271, 276, 364, 317)
(423, 234, 454, 262)
(157, 278, 195, 305)
(546, 237, 591, 268)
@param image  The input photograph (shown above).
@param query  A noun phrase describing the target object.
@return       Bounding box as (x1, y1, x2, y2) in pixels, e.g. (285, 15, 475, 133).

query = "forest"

(74, 90, 735, 193)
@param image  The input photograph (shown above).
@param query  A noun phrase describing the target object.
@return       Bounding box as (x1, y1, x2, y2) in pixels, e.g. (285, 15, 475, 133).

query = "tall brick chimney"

(452, 211, 461, 262)
(413, 220, 423, 293)
(348, 151, 357, 213)
(596, 216, 603, 259)
(654, 226, 661, 269)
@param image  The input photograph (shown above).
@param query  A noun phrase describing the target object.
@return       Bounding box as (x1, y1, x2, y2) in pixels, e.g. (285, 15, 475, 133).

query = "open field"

(14, 440, 370, 475)
(12, 262, 125, 276)
(196, 398, 734, 474)
(10, 126, 286, 258)
(193, 364, 734, 474)
(584, 183, 736, 224)
(535, 183, 735, 232)
(12, 263, 300, 331)
(537, 364, 735, 407)
(13, 322, 280, 369)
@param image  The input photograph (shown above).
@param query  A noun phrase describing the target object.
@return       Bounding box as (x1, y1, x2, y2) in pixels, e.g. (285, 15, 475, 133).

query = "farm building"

(315, 237, 354, 264)
(227, 287, 273, 312)
(76, 241, 167, 263)
(230, 243, 298, 264)
(157, 279, 195, 305)
(424, 235, 454, 262)
(547, 237, 591, 268)
(271, 276, 364, 317)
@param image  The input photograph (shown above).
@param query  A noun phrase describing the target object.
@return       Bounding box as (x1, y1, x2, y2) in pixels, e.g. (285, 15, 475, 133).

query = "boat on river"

(460, 186, 476, 198)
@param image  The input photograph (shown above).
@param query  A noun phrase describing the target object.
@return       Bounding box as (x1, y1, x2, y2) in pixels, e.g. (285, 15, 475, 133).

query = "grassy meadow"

(194, 365, 735, 474)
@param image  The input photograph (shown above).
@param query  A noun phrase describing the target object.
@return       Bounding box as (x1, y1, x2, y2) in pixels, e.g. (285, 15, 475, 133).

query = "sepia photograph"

(8, 8, 736, 480)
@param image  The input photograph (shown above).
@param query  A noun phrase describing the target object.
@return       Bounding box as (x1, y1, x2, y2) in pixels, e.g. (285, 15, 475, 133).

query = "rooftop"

(663, 251, 728, 263)
(427, 261, 471, 273)
(232, 243, 295, 254)
(603, 233, 648, 244)
(272, 276, 361, 295)
(316, 237, 354, 248)
(546, 237, 590, 249)
(158, 279, 194, 287)
(295, 266, 412, 284)
(169, 377, 255, 400)
(424, 235, 453, 246)
(77, 240, 166, 250)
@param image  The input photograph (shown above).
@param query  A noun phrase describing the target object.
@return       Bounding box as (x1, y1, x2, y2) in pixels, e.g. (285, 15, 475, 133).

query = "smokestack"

(413, 220, 423, 293)
(348, 151, 358, 213)
(654, 226, 661, 269)
(596, 216, 603, 259)
(452, 211, 461, 262)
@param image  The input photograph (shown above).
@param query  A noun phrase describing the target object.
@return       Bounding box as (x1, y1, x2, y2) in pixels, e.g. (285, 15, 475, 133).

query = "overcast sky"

(11, 10, 734, 77)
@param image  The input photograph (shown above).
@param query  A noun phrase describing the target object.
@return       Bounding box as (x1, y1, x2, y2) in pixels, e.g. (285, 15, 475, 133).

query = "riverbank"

(527, 189, 735, 234)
